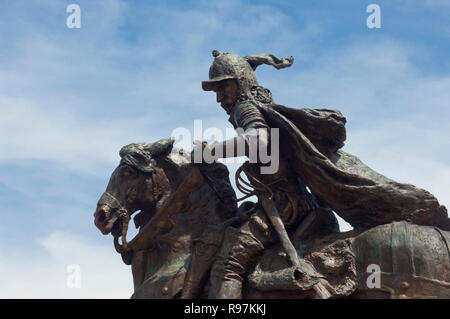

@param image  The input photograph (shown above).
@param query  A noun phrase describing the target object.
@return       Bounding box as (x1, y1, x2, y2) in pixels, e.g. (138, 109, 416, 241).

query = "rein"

(102, 191, 131, 253)
(235, 164, 287, 201)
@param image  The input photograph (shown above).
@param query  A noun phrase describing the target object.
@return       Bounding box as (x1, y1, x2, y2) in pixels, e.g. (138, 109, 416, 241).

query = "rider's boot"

(208, 226, 265, 299)
(181, 227, 223, 298)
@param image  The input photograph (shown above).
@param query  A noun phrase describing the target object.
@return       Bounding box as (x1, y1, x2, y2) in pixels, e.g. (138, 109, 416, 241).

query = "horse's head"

(95, 138, 241, 295)
(94, 138, 176, 239)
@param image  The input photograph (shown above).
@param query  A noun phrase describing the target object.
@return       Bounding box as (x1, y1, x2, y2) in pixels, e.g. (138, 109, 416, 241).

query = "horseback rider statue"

(94, 50, 449, 299)
(182, 50, 341, 298)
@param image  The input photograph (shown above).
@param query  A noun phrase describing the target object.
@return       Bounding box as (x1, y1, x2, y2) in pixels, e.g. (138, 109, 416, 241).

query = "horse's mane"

(119, 138, 177, 174)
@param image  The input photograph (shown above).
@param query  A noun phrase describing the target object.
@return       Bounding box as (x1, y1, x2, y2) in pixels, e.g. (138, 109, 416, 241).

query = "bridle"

(100, 191, 131, 253)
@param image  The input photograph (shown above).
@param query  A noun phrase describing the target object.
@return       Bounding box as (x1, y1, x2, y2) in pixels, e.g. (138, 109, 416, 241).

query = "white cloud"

(0, 231, 133, 298)
(344, 121, 450, 209)
(0, 0, 323, 176)
(0, 95, 160, 174)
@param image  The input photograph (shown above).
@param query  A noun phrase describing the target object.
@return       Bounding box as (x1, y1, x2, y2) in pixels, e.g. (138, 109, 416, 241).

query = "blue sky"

(0, 0, 449, 298)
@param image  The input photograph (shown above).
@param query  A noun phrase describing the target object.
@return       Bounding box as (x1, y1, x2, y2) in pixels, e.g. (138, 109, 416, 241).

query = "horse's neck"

(139, 156, 227, 278)
(141, 182, 222, 279)
(155, 181, 220, 241)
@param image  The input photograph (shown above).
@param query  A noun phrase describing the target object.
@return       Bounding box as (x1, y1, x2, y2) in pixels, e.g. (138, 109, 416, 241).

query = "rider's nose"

(216, 92, 223, 103)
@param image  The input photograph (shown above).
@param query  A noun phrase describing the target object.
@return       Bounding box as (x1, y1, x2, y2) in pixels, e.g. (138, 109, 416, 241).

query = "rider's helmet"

(202, 50, 294, 93)
(202, 50, 258, 93)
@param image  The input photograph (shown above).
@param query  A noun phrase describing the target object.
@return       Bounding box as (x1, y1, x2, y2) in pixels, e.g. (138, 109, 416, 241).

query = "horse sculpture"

(94, 138, 450, 299)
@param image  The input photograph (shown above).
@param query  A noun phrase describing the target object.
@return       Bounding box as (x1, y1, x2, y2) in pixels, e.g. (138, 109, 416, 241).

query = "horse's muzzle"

(94, 204, 116, 235)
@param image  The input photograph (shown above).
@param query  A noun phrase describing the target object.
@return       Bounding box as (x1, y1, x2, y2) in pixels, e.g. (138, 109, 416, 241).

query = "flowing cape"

(258, 104, 450, 230)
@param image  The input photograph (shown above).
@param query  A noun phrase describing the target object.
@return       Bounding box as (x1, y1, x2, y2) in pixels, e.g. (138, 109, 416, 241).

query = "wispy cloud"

(0, 231, 133, 298)
(0, 95, 160, 173)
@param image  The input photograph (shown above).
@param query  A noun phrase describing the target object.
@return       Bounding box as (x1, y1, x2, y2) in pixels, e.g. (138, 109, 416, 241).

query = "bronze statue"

(94, 51, 450, 299)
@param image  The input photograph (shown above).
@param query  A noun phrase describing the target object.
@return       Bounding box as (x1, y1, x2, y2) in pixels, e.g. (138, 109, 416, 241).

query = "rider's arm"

(208, 102, 270, 160)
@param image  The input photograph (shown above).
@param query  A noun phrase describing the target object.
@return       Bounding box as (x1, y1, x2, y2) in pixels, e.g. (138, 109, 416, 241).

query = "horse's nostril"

(95, 207, 110, 224)
(97, 211, 106, 223)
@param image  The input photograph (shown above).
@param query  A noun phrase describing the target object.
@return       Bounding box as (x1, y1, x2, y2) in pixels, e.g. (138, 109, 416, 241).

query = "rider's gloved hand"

(235, 201, 256, 223)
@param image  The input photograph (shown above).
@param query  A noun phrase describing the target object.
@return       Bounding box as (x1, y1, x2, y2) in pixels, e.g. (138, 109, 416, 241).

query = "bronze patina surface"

(94, 51, 449, 299)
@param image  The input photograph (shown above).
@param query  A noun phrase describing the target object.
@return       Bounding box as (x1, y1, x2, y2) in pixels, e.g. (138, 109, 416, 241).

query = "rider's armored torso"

(229, 86, 318, 229)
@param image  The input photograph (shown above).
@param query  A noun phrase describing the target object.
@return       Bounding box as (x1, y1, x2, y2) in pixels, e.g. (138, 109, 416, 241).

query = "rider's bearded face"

(213, 79, 239, 114)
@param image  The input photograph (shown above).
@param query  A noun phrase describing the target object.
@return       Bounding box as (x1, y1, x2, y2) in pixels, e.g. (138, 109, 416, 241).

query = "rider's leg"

(208, 209, 276, 299)
(181, 202, 256, 298)
(181, 226, 223, 298)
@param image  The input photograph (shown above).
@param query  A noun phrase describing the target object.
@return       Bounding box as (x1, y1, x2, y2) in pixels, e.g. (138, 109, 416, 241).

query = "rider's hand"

(236, 202, 255, 223)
